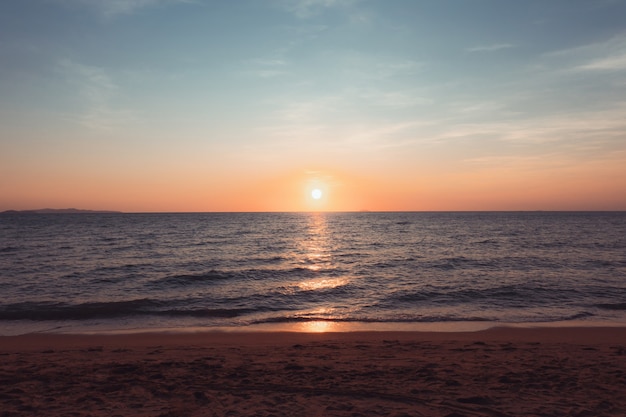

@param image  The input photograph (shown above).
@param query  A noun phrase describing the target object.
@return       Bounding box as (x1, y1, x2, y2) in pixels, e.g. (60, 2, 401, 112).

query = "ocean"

(1, 212, 625, 335)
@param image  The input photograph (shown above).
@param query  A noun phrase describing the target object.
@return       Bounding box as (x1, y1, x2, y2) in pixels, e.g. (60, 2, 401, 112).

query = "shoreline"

(3, 325, 626, 349)
(3, 318, 626, 338)
(2, 326, 626, 416)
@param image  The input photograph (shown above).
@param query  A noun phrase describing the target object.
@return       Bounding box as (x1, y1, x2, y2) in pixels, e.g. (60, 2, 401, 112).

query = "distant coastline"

(0, 208, 122, 214)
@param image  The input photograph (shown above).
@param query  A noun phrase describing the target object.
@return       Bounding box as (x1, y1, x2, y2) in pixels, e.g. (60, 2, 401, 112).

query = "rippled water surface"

(1, 212, 625, 334)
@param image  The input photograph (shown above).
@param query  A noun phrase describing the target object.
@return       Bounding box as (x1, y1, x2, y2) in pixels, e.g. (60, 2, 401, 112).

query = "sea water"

(1, 212, 625, 335)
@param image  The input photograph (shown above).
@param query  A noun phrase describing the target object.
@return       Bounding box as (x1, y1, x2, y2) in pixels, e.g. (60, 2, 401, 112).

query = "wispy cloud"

(426, 104, 626, 151)
(336, 53, 422, 82)
(256, 92, 436, 155)
(545, 33, 626, 72)
(466, 43, 514, 53)
(272, 96, 340, 123)
(356, 89, 431, 108)
(242, 58, 289, 78)
(577, 52, 626, 71)
(277, 0, 360, 18)
(57, 60, 135, 130)
(573, 33, 626, 72)
(58, 0, 195, 18)
(374, 59, 421, 78)
(249, 59, 288, 67)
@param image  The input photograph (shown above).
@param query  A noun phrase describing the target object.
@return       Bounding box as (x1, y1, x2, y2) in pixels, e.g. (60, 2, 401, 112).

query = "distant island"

(1, 208, 122, 214)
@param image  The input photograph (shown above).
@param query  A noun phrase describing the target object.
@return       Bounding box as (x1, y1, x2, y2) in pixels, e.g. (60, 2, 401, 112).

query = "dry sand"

(1, 327, 626, 417)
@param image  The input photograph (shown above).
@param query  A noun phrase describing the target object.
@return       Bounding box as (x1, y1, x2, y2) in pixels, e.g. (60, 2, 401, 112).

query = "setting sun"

(311, 189, 322, 200)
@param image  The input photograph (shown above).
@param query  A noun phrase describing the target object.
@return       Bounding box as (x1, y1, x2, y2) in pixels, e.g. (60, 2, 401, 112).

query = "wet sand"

(1, 327, 626, 416)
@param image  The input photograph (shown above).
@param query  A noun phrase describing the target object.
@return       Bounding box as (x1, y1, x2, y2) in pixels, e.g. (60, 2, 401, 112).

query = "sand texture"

(1, 327, 626, 417)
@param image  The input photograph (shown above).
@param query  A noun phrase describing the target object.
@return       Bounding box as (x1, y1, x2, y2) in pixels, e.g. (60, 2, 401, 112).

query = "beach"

(2, 327, 626, 417)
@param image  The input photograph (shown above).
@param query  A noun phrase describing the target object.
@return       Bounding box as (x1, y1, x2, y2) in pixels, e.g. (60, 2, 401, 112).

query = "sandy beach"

(1, 327, 626, 417)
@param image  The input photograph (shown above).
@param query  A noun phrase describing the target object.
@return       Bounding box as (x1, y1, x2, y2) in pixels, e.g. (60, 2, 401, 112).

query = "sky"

(1, 0, 625, 212)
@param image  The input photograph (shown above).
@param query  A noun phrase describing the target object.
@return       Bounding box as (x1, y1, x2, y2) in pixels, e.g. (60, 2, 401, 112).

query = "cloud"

(335, 53, 422, 82)
(574, 34, 626, 72)
(57, 0, 195, 18)
(545, 33, 626, 72)
(242, 58, 289, 78)
(272, 96, 340, 123)
(57, 60, 135, 130)
(356, 90, 431, 108)
(374, 60, 422, 78)
(466, 43, 514, 53)
(577, 52, 626, 71)
(255, 91, 437, 156)
(248, 70, 289, 78)
(426, 104, 626, 151)
(249, 59, 288, 67)
(277, 0, 359, 18)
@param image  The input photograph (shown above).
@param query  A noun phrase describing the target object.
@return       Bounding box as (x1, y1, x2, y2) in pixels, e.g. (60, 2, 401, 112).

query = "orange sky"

(3, 159, 624, 212)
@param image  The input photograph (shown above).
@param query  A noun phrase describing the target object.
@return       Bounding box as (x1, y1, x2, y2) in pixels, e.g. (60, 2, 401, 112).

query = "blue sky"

(1, 0, 625, 211)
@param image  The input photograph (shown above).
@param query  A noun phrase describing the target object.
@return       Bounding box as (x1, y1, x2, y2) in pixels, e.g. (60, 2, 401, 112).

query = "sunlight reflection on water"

(297, 277, 349, 291)
(299, 212, 332, 271)
(296, 320, 337, 333)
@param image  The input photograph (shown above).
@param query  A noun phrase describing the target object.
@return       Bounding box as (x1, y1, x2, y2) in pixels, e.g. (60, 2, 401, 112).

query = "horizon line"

(3, 208, 625, 214)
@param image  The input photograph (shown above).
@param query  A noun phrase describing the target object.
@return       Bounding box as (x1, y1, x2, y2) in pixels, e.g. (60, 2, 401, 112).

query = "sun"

(311, 189, 323, 200)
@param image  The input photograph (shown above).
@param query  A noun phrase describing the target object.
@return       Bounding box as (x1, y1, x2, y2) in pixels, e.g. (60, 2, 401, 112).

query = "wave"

(0, 300, 601, 324)
(0, 299, 160, 321)
(389, 285, 586, 306)
(0, 246, 22, 253)
(153, 271, 235, 286)
(562, 311, 595, 321)
(158, 307, 254, 318)
(248, 255, 286, 264)
(251, 310, 597, 326)
(0, 300, 254, 321)
(251, 315, 494, 325)
(595, 303, 626, 311)
(425, 256, 501, 270)
(150, 266, 347, 288)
